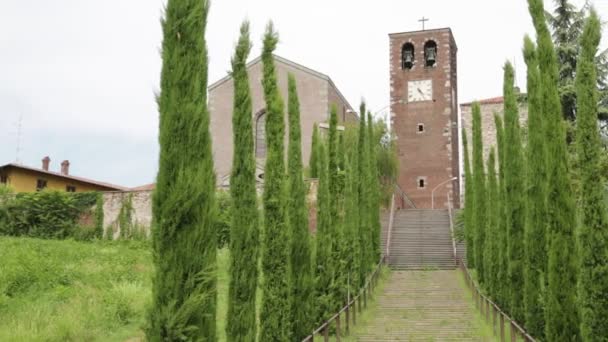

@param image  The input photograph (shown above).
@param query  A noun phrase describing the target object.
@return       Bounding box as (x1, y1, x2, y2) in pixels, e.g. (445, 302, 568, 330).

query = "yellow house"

(0, 157, 125, 193)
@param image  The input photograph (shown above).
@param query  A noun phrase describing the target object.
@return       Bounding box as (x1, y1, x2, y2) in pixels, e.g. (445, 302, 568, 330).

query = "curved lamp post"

(431, 176, 457, 209)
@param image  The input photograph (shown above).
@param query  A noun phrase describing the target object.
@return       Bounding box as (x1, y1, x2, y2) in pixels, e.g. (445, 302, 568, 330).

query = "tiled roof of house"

(131, 183, 155, 191)
(0, 162, 127, 191)
(460, 97, 504, 106)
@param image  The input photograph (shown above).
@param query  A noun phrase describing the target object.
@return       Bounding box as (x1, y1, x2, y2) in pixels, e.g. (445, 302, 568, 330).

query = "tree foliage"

(147, 0, 217, 339)
(503, 62, 526, 323)
(367, 112, 382, 263)
(226, 21, 259, 342)
(357, 102, 371, 285)
(575, 9, 608, 340)
(528, 0, 580, 339)
(522, 35, 548, 339)
(309, 124, 320, 178)
(483, 149, 499, 299)
(286, 74, 314, 341)
(494, 113, 509, 310)
(462, 128, 475, 268)
(259, 22, 292, 342)
(471, 102, 486, 284)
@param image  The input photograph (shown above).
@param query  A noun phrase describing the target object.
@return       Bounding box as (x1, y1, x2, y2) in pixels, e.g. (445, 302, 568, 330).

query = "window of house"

(0, 175, 7, 184)
(417, 123, 425, 133)
(255, 111, 267, 159)
(417, 177, 426, 189)
(66, 185, 76, 192)
(36, 179, 48, 191)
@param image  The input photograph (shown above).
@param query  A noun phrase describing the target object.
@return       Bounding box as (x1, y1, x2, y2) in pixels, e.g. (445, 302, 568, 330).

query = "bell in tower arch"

(402, 43, 414, 70)
(424, 40, 437, 67)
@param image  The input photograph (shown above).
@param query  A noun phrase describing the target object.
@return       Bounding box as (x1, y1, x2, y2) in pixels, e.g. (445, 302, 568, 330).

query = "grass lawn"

(0, 237, 230, 342)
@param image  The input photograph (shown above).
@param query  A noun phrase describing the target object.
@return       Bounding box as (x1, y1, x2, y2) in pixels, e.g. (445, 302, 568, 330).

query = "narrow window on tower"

(417, 123, 425, 133)
(417, 177, 427, 189)
(424, 40, 437, 67)
(401, 43, 414, 70)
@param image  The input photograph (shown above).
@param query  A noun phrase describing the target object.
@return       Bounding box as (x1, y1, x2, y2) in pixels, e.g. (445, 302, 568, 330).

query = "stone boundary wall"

(101, 190, 152, 239)
(101, 179, 320, 239)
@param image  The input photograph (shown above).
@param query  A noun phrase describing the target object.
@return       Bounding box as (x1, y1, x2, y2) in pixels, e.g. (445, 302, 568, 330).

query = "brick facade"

(208, 55, 354, 184)
(390, 28, 460, 209)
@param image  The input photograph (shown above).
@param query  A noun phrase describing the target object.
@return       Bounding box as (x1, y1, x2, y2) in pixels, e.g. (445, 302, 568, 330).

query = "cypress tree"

(343, 153, 361, 300)
(287, 74, 314, 340)
(310, 124, 320, 178)
(494, 114, 509, 310)
(147, 0, 217, 339)
(471, 102, 486, 284)
(368, 112, 382, 263)
(259, 22, 292, 342)
(315, 140, 333, 323)
(226, 22, 259, 341)
(522, 35, 547, 338)
(357, 102, 371, 285)
(327, 104, 344, 312)
(528, 1, 580, 339)
(503, 62, 526, 323)
(483, 149, 498, 297)
(462, 128, 475, 268)
(576, 10, 608, 340)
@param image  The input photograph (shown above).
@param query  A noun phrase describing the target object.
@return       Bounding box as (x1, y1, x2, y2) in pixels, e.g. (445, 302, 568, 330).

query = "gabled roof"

(0, 163, 126, 191)
(208, 54, 354, 113)
(460, 97, 505, 107)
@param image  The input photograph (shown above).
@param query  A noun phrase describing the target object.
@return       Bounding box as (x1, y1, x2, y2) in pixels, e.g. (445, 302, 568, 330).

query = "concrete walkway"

(354, 270, 488, 341)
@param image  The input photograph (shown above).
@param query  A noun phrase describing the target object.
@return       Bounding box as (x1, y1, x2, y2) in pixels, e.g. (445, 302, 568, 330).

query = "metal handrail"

(385, 194, 396, 262)
(446, 193, 457, 266)
(457, 258, 536, 342)
(393, 181, 416, 209)
(302, 256, 386, 342)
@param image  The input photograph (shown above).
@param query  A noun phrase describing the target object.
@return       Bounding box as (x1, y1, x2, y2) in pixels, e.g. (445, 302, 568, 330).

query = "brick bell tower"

(389, 27, 460, 209)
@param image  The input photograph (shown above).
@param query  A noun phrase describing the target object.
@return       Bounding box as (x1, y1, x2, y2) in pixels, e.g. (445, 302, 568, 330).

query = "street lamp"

(431, 176, 458, 209)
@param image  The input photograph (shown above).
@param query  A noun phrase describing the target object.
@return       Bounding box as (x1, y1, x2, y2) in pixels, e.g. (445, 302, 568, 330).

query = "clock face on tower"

(407, 79, 433, 102)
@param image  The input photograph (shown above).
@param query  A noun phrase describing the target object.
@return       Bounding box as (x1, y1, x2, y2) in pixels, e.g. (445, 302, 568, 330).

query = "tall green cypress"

(357, 102, 371, 285)
(528, 1, 580, 339)
(226, 22, 259, 342)
(315, 140, 333, 323)
(368, 112, 381, 263)
(343, 153, 360, 300)
(259, 22, 291, 342)
(147, 0, 217, 340)
(286, 74, 314, 340)
(503, 62, 526, 323)
(310, 124, 320, 178)
(483, 149, 498, 297)
(471, 102, 486, 285)
(522, 35, 547, 339)
(462, 128, 475, 268)
(327, 105, 344, 311)
(494, 114, 509, 310)
(576, 10, 608, 340)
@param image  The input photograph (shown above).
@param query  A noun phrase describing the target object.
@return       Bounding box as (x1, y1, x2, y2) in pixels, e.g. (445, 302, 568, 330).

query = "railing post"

(323, 324, 329, 342)
(510, 321, 517, 342)
(336, 313, 341, 342)
(500, 313, 505, 342)
(345, 304, 350, 334)
(357, 296, 362, 313)
(352, 300, 357, 325)
(363, 287, 367, 309)
(492, 305, 498, 336)
(486, 299, 490, 323)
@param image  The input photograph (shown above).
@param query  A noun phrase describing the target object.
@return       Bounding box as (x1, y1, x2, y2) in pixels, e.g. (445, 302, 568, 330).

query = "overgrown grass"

(0, 237, 231, 341)
(456, 271, 500, 341)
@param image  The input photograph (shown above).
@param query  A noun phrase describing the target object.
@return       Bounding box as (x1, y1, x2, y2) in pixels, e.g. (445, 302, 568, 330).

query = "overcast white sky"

(1, 0, 606, 187)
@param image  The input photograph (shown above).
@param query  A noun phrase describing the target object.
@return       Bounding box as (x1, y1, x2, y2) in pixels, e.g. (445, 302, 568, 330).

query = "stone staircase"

(355, 270, 483, 341)
(387, 209, 456, 270)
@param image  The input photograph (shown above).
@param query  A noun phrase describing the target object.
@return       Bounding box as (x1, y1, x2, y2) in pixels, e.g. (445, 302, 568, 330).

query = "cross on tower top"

(418, 17, 429, 30)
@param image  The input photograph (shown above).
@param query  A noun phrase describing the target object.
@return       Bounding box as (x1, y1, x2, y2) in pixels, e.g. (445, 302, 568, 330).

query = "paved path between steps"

(354, 270, 490, 342)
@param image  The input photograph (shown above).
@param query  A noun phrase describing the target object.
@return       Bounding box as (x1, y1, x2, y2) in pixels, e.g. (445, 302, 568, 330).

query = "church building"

(208, 54, 355, 186)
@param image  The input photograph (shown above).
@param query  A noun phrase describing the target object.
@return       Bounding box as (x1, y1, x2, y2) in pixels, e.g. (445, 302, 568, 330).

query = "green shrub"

(215, 190, 231, 248)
